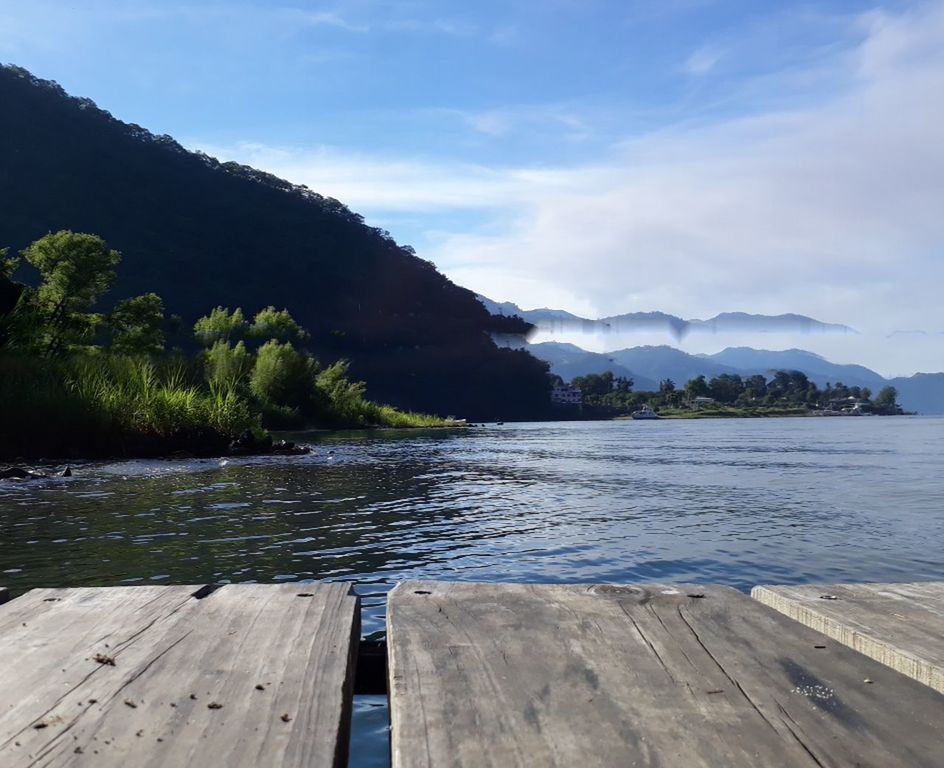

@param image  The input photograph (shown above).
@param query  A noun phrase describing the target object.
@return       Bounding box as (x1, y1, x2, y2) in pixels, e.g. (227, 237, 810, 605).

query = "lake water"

(2, 417, 943, 765)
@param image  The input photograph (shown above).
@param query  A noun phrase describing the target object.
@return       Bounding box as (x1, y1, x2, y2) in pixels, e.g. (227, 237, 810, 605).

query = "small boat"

(631, 405, 660, 420)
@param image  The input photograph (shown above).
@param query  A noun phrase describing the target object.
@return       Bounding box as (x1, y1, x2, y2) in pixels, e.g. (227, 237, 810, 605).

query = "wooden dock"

(754, 581, 944, 694)
(1, 580, 943, 766)
(0, 584, 359, 767)
(387, 581, 944, 767)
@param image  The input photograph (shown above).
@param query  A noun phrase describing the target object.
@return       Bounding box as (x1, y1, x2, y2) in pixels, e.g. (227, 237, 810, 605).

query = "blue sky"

(3, 0, 943, 374)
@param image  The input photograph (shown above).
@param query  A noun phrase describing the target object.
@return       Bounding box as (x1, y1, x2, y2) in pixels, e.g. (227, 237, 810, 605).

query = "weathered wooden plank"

(388, 581, 944, 768)
(753, 581, 944, 693)
(0, 583, 359, 767)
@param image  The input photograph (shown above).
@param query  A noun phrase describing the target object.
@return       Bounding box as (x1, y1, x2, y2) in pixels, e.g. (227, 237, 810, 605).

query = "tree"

(110, 293, 165, 355)
(0, 247, 25, 350)
(743, 375, 767, 400)
(659, 379, 676, 393)
(613, 375, 634, 393)
(205, 340, 253, 392)
(0, 247, 18, 280)
(684, 375, 709, 400)
(250, 340, 318, 409)
(875, 386, 898, 410)
(21, 231, 121, 356)
(572, 371, 614, 398)
(767, 370, 811, 404)
(316, 360, 368, 422)
(248, 306, 309, 344)
(193, 307, 247, 347)
(708, 374, 744, 404)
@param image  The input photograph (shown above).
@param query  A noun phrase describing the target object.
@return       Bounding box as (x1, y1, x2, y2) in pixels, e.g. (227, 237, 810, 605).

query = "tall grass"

(0, 354, 257, 459)
(0, 351, 453, 460)
(356, 403, 454, 428)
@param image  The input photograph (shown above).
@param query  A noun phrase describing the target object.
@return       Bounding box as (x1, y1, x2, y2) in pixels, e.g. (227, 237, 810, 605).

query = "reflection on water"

(2, 417, 943, 765)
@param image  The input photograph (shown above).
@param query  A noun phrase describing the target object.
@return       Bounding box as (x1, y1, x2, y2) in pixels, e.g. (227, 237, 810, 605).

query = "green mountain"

(0, 65, 548, 420)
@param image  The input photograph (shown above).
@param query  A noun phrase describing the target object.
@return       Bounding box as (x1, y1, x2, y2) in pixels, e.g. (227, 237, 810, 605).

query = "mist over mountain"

(477, 296, 857, 339)
(0, 65, 550, 419)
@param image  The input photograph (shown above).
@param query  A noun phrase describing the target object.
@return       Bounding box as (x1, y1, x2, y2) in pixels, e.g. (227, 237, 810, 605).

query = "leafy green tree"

(659, 379, 676, 393)
(743, 375, 767, 400)
(0, 247, 25, 350)
(572, 371, 614, 398)
(315, 360, 367, 422)
(0, 247, 18, 280)
(708, 374, 744, 404)
(613, 375, 634, 393)
(684, 375, 709, 399)
(248, 306, 310, 344)
(250, 340, 318, 409)
(767, 370, 812, 404)
(875, 386, 898, 409)
(21, 231, 121, 356)
(205, 340, 253, 392)
(110, 293, 165, 355)
(193, 307, 247, 347)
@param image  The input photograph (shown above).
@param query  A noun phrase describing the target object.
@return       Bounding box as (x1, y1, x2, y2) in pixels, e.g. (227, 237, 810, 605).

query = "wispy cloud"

(684, 44, 724, 75)
(278, 8, 369, 34)
(462, 104, 592, 141)
(385, 17, 478, 36)
(196, 3, 944, 375)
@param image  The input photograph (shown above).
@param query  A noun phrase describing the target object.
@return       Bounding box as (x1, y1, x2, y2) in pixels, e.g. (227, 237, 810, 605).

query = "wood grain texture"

(388, 581, 944, 768)
(0, 583, 359, 767)
(753, 581, 944, 693)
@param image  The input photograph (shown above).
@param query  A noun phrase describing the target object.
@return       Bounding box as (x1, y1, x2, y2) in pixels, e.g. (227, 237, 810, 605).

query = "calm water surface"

(2, 417, 943, 765)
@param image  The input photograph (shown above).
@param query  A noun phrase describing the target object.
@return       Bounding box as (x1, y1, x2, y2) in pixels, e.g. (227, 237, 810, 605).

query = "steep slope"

(0, 65, 548, 419)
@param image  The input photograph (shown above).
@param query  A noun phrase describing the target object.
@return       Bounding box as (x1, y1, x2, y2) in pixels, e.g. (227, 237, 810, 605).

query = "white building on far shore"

(551, 385, 583, 406)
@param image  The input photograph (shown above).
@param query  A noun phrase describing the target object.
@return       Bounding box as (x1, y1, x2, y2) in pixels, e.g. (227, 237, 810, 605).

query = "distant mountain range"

(477, 296, 857, 338)
(512, 342, 944, 414)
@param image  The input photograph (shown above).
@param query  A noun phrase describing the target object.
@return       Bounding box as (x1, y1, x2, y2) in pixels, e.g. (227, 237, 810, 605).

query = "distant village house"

(551, 385, 583, 406)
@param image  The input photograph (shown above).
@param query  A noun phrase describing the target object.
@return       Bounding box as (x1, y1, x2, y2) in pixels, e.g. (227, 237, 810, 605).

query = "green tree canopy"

(683, 375, 709, 399)
(205, 339, 253, 392)
(0, 247, 18, 280)
(708, 374, 744, 404)
(571, 371, 614, 397)
(248, 306, 310, 344)
(21, 231, 121, 355)
(193, 306, 247, 347)
(315, 360, 367, 423)
(110, 293, 165, 355)
(250, 340, 318, 409)
(875, 386, 898, 408)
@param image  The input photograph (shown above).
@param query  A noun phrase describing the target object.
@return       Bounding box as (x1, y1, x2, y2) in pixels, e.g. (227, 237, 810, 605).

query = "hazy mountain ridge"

(0, 64, 550, 419)
(517, 341, 944, 414)
(524, 342, 658, 391)
(478, 295, 857, 337)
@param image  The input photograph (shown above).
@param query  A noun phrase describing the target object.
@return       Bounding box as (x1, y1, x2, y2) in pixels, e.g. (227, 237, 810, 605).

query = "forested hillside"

(0, 65, 547, 419)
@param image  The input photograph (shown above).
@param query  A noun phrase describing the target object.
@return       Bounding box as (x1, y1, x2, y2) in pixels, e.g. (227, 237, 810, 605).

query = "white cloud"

(194, 3, 944, 374)
(684, 44, 724, 75)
